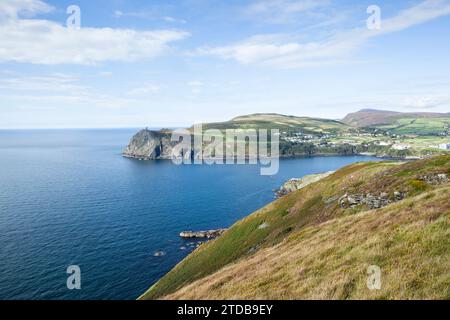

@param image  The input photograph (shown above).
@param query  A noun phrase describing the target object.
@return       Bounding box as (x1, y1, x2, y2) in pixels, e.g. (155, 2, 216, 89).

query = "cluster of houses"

(280, 130, 450, 152)
(281, 132, 329, 143)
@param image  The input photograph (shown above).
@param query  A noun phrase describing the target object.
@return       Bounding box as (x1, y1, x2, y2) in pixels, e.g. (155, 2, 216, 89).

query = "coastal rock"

(419, 173, 449, 185)
(275, 171, 334, 198)
(123, 128, 195, 160)
(179, 229, 227, 239)
(339, 191, 406, 209)
(258, 222, 269, 230)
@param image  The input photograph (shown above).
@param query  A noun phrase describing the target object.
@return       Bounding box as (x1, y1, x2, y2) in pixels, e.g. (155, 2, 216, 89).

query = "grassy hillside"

(342, 109, 450, 135)
(140, 155, 450, 300)
(165, 188, 449, 299)
(196, 113, 350, 135)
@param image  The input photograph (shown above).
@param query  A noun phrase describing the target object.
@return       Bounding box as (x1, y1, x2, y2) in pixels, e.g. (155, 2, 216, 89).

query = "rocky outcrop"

(180, 229, 227, 239)
(339, 191, 406, 209)
(420, 173, 449, 185)
(123, 129, 194, 160)
(275, 171, 334, 198)
(153, 251, 166, 257)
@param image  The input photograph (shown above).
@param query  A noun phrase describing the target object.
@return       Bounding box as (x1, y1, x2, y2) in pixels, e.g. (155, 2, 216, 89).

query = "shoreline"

(122, 152, 418, 161)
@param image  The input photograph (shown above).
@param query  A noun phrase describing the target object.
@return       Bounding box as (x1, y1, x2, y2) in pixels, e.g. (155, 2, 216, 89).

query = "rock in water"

(179, 229, 227, 239)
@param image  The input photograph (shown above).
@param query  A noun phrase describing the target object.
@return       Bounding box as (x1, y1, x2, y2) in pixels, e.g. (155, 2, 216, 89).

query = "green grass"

(376, 117, 450, 136)
(196, 113, 350, 135)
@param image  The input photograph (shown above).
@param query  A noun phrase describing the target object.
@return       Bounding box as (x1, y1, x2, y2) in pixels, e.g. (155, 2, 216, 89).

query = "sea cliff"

(122, 129, 193, 160)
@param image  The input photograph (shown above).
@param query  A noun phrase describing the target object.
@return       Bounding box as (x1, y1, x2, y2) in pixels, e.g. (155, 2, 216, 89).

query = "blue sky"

(0, 0, 450, 128)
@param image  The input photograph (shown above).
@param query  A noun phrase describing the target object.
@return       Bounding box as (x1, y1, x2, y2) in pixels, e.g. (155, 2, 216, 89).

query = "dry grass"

(163, 187, 450, 300)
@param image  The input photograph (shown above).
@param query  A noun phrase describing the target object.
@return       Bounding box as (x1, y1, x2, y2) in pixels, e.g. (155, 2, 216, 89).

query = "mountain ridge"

(342, 109, 450, 127)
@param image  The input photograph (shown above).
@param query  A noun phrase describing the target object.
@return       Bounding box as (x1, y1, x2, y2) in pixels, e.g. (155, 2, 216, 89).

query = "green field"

(375, 117, 450, 136)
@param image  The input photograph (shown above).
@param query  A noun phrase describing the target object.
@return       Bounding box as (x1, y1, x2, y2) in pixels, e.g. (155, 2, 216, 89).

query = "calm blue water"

(0, 129, 377, 300)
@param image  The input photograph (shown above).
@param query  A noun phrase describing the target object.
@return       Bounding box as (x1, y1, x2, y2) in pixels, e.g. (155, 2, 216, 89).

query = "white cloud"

(380, 0, 450, 33)
(187, 81, 204, 95)
(163, 16, 187, 24)
(113, 10, 124, 18)
(0, 0, 189, 65)
(3, 92, 136, 109)
(187, 81, 204, 87)
(127, 84, 161, 96)
(0, 73, 149, 109)
(113, 10, 186, 24)
(0, 74, 85, 92)
(113, 10, 154, 19)
(0, 0, 53, 19)
(243, 0, 330, 23)
(400, 93, 450, 109)
(334, 88, 450, 112)
(195, 0, 450, 69)
(98, 71, 113, 77)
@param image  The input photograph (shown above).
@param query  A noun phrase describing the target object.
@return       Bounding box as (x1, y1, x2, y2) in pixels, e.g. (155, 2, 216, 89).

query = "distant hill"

(342, 109, 450, 135)
(197, 113, 350, 135)
(199, 111, 449, 136)
(124, 110, 449, 161)
(342, 109, 403, 127)
(140, 155, 450, 300)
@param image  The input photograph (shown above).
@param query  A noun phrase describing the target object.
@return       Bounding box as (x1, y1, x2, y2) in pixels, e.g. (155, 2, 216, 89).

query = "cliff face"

(123, 129, 189, 160)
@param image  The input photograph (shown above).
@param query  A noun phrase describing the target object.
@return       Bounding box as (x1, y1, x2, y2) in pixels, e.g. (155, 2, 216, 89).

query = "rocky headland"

(123, 129, 172, 160)
(123, 128, 197, 160)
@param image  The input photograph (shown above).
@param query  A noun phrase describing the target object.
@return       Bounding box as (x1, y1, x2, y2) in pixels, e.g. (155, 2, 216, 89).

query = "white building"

(377, 141, 392, 146)
(438, 143, 450, 150)
(392, 144, 411, 151)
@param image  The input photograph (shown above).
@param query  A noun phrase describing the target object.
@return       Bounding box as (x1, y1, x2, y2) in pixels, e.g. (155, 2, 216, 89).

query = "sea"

(0, 129, 378, 299)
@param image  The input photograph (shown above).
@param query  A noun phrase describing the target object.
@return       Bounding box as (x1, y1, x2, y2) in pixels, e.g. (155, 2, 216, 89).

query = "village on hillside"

(279, 126, 450, 158)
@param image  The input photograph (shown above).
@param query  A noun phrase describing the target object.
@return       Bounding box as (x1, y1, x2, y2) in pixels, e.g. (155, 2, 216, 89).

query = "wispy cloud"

(187, 80, 204, 95)
(0, 0, 189, 65)
(113, 10, 186, 24)
(98, 71, 113, 77)
(163, 16, 187, 24)
(0, 0, 53, 19)
(127, 84, 161, 96)
(0, 74, 85, 92)
(113, 10, 154, 19)
(400, 93, 450, 109)
(187, 81, 204, 87)
(0, 73, 146, 109)
(194, 0, 450, 69)
(243, 0, 331, 24)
